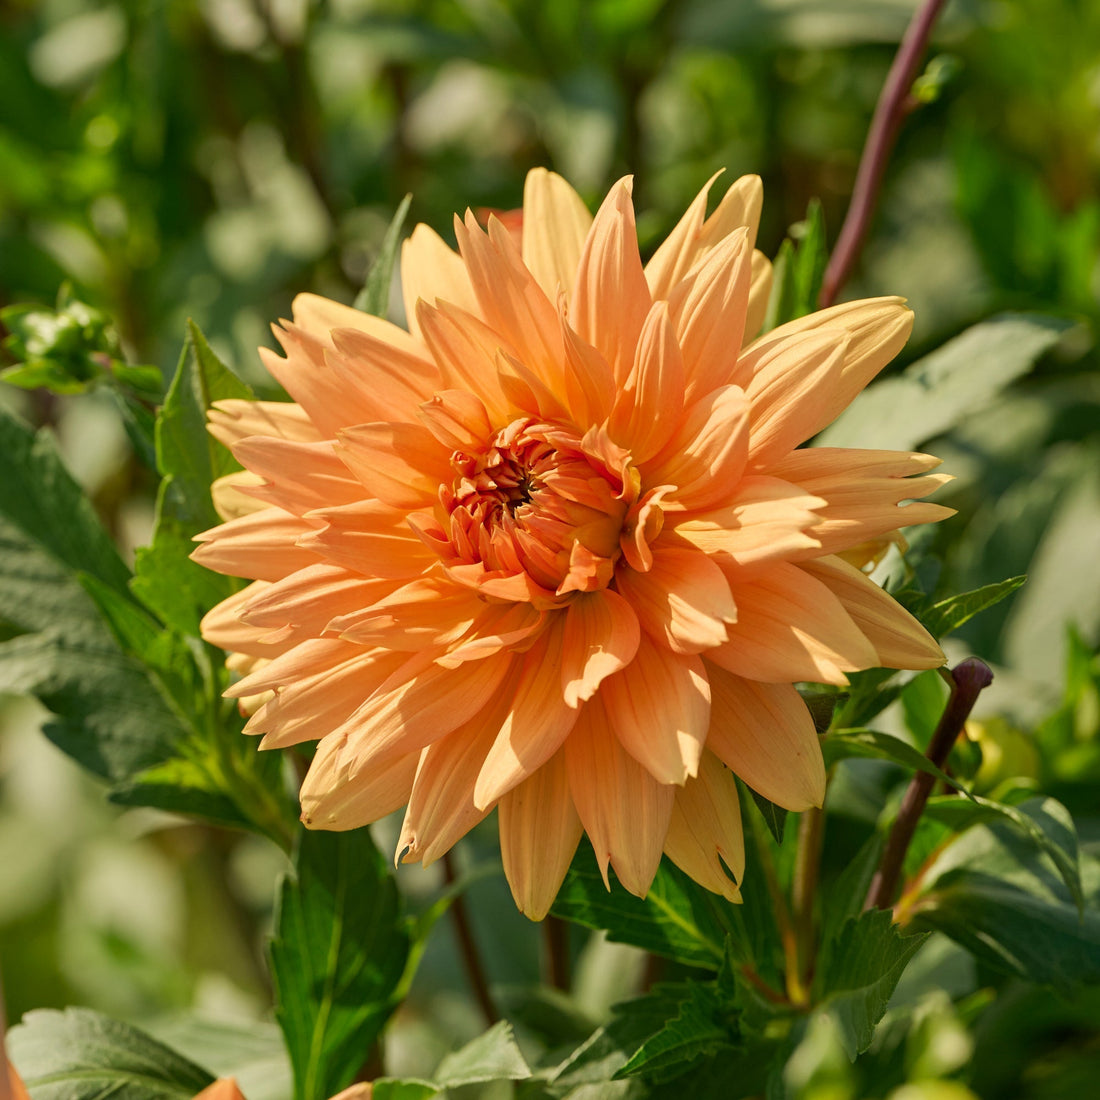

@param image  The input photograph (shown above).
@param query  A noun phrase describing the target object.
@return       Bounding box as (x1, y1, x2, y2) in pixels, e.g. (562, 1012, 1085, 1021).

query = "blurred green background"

(1, 1, 1099, 1097)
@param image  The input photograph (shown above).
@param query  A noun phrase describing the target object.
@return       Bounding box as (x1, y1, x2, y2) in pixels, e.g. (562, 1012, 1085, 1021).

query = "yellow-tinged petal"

(565, 695, 674, 897)
(643, 170, 723, 301)
(695, 173, 764, 254)
(522, 167, 593, 300)
(668, 226, 753, 398)
(560, 589, 641, 707)
(211, 471, 268, 521)
(300, 738, 419, 830)
(607, 300, 686, 463)
(401, 223, 480, 339)
(615, 546, 736, 654)
(744, 249, 772, 344)
(474, 626, 580, 808)
(600, 634, 710, 785)
(669, 475, 824, 570)
(663, 751, 744, 902)
(800, 556, 944, 669)
(499, 746, 582, 920)
(292, 291, 423, 356)
(705, 667, 825, 810)
(708, 561, 878, 685)
(570, 177, 652, 384)
(192, 507, 321, 583)
(645, 385, 750, 512)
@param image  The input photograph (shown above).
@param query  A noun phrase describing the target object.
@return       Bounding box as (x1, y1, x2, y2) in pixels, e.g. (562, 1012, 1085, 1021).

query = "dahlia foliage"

(193, 170, 951, 918)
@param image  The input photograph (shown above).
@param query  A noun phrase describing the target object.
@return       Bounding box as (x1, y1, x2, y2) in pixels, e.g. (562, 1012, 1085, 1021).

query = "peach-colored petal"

(397, 681, 518, 865)
(336, 421, 451, 509)
(211, 471, 268, 520)
(615, 546, 736, 654)
(643, 170, 723, 301)
(560, 589, 641, 706)
(669, 475, 825, 570)
(559, 302, 617, 428)
(708, 561, 878, 685)
(474, 626, 581, 808)
(668, 226, 753, 398)
(439, 601, 547, 664)
(766, 447, 955, 556)
(208, 398, 323, 449)
(201, 581, 287, 657)
(663, 751, 744, 902)
(228, 437, 363, 516)
(565, 695, 675, 897)
(300, 738, 419, 829)
(600, 634, 710, 784)
(297, 499, 437, 578)
(800, 556, 944, 670)
(570, 177, 652, 384)
(522, 167, 593, 300)
(607, 300, 686, 463)
(401, 223, 481, 340)
(499, 746, 582, 920)
(292, 291, 423, 355)
(417, 389, 494, 452)
(193, 1080, 248, 1100)
(695, 173, 764, 254)
(744, 249, 772, 344)
(737, 329, 851, 464)
(645, 385, 749, 512)
(192, 507, 320, 582)
(705, 667, 825, 810)
(737, 298, 914, 461)
(224, 637, 368, 698)
(326, 325, 442, 421)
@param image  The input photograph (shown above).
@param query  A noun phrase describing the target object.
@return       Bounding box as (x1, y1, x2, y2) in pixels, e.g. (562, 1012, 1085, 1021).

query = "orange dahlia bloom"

(194, 170, 951, 919)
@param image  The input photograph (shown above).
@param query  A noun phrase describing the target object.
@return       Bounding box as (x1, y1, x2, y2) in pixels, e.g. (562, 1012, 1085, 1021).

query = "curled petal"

(705, 666, 825, 811)
(664, 751, 745, 902)
(560, 589, 641, 706)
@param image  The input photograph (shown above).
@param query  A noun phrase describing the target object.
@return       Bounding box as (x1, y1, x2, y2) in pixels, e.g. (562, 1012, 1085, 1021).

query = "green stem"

(791, 804, 825, 996)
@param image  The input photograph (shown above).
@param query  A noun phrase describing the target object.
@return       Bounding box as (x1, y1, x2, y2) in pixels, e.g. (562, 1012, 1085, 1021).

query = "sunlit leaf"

(433, 1020, 532, 1087)
(919, 576, 1027, 641)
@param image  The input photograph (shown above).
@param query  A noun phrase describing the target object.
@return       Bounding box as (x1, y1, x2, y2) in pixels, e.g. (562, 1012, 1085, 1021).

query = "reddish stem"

(819, 0, 949, 307)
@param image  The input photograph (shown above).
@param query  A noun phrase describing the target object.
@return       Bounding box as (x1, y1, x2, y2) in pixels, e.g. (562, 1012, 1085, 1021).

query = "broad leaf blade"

(919, 576, 1027, 640)
(270, 828, 411, 1100)
(132, 321, 252, 636)
(8, 1007, 214, 1100)
(433, 1020, 531, 1088)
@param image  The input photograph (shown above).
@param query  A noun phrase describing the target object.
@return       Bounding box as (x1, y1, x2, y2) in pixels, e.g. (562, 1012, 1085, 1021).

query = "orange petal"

(800, 556, 944, 670)
(224, 636, 369, 698)
(737, 298, 914, 461)
(474, 626, 581, 808)
(663, 751, 744, 901)
(695, 174, 764, 255)
(336, 421, 451, 509)
(570, 177, 652, 384)
(499, 745, 582, 920)
(600, 634, 710, 785)
(230, 436, 363, 515)
(201, 582, 289, 657)
(708, 561, 878, 685)
(565, 695, 675, 897)
(193, 1080, 248, 1100)
(522, 167, 593, 300)
(292, 292, 424, 356)
(669, 475, 825, 571)
(208, 398, 323, 448)
(737, 329, 851, 465)
(644, 385, 750, 512)
(397, 683, 518, 865)
(615, 546, 736, 654)
(326, 325, 442, 421)
(766, 447, 955, 557)
(192, 507, 320, 582)
(417, 389, 494, 451)
(559, 299, 617, 427)
(705, 667, 825, 810)
(607, 300, 686, 463)
(744, 249, 772, 345)
(643, 170, 723, 301)
(297, 499, 437, 578)
(300, 737, 419, 829)
(667, 226, 753, 398)
(560, 589, 641, 706)
(401, 222, 480, 339)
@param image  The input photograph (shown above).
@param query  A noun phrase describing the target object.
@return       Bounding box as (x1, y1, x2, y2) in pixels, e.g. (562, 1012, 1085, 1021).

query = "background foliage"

(1, 2, 1098, 1098)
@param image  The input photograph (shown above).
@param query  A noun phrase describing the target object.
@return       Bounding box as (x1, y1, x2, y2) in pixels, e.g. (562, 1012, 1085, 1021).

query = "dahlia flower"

(194, 170, 951, 919)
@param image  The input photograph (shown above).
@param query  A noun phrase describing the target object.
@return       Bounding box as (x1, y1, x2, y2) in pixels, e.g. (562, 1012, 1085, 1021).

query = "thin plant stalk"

(441, 850, 499, 1024)
(819, 0, 949, 307)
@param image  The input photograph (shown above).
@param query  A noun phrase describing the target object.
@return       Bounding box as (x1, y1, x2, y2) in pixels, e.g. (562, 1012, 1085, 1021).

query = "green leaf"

(270, 827, 412, 1100)
(747, 788, 788, 846)
(433, 1020, 532, 1088)
(370, 1082, 438, 1100)
(132, 321, 252, 636)
(909, 799, 1100, 992)
(821, 728, 963, 791)
(615, 982, 736, 1083)
(354, 193, 413, 316)
(921, 794, 1083, 913)
(814, 909, 929, 1059)
(7, 1007, 214, 1100)
(919, 576, 1027, 641)
(764, 198, 828, 330)
(818, 312, 1072, 450)
(551, 844, 731, 970)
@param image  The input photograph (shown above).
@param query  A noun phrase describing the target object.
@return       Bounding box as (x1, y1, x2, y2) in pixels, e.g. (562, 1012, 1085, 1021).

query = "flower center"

(441, 419, 628, 597)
